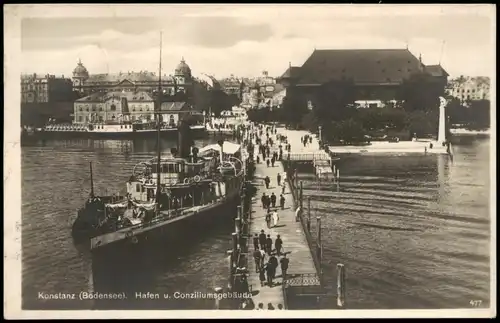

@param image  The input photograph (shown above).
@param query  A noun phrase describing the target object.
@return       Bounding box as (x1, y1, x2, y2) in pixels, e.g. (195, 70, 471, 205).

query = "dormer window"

(382, 69, 386, 73)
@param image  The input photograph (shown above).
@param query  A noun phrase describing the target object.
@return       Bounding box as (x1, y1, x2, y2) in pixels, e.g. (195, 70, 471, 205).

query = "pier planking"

(246, 155, 318, 309)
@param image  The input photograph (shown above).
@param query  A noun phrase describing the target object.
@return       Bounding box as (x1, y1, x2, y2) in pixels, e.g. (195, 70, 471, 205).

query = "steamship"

(72, 121, 245, 247)
(21, 117, 207, 141)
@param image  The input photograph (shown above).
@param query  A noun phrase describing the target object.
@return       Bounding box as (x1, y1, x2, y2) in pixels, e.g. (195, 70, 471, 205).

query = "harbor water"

(21, 136, 491, 309)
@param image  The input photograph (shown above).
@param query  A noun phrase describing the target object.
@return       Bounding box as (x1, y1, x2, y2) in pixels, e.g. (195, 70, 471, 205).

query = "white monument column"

(437, 96, 447, 145)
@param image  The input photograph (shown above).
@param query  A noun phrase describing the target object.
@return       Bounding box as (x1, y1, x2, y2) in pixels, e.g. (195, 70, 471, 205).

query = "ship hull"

(21, 126, 207, 142)
(89, 194, 240, 309)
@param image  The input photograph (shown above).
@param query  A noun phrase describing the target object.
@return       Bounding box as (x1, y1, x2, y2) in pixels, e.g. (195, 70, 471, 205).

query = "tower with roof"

(72, 59, 89, 93)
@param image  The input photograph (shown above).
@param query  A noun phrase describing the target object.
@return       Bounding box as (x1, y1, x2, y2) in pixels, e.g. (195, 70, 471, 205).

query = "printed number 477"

(470, 300, 482, 307)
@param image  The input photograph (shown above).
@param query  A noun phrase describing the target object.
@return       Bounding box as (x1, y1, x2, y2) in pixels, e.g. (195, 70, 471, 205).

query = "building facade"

(446, 76, 490, 104)
(240, 71, 281, 109)
(278, 49, 448, 109)
(73, 91, 155, 124)
(219, 75, 244, 99)
(21, 73, 73, 103)
(72, 58, 211, 108)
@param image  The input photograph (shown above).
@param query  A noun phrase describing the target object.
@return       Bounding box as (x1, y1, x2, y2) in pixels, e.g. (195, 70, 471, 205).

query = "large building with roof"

(446, 76, 490, 104)
(73, 91, 155, 124)
(71, 57, 212, 109)
(278, 49, 448, 109)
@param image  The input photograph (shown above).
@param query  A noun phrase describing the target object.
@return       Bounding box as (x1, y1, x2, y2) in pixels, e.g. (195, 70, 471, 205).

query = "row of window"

(451, 88, 486, 93)
(77, 105, 154, 112)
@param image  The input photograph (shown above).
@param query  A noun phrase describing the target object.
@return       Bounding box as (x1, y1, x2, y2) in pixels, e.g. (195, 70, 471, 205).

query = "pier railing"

(286, 152, 331, 162)
(282, 161, 325, 288)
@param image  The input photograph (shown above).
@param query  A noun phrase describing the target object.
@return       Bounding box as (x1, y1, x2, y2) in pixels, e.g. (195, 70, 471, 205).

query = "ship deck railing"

(117, 196, 228, 232)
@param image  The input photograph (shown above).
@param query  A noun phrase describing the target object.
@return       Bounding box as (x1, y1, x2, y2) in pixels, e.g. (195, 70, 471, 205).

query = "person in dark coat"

(261, 193, 267, 209)
(266, 159, 270, 168)
(258, 230, 266, 250)
(265, 263, 273, 286)
(253, 248, 261, 273)
(277, 173, 281, 186)
(268, 254, 278, 274)
(253, 233, 259, 250)
(270, 193, 277, 208)
(259, 269, 266, 287)
(280, 194, 286, 210)
(265, 234, 273, 255)
(271, 157, 275, 167)
(275, 235, 283, 256)
(264, 176, 270, 189)
(280, 254, 289, 280)
(265, 212, 271, 229)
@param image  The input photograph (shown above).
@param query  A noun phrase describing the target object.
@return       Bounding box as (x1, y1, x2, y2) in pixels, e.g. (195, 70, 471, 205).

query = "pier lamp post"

(214, 287, 223, 309)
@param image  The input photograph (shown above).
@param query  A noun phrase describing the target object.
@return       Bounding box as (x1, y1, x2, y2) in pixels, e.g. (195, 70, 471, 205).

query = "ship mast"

(155, 31, 163, 206)
(89, 161, 94, 198)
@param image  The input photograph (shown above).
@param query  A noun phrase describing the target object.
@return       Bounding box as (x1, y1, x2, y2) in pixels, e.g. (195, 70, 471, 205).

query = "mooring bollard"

(235, 217, 241, 234)
(214, 287, 223, 309)
(307, 197, 311, 232)
(336, 168, 340, 192)
(227, 250, 234, 289)
(337, 263, 346, 308)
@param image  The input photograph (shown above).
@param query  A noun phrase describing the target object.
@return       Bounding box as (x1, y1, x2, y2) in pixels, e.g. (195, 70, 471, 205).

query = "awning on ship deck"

(198, 142, 241, 156)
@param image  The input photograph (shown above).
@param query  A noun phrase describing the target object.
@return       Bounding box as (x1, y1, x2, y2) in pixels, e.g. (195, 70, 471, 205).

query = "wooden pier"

(245, 160, 323, 309)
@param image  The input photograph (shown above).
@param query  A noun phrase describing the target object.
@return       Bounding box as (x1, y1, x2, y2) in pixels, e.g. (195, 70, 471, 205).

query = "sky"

(16, 4, 496, 80)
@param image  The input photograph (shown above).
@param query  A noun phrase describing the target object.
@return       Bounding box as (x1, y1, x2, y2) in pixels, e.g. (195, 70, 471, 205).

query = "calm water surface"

(21, 136, 491, 309)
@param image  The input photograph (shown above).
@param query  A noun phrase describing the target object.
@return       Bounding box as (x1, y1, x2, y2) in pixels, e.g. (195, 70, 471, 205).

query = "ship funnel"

(177, 119, 194, 159)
